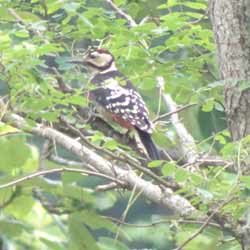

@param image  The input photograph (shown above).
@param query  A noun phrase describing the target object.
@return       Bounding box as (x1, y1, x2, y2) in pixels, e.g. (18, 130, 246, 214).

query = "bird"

(70, 48, 161, 160)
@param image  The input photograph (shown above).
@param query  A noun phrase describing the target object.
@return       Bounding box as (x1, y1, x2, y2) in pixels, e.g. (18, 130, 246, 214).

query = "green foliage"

(68, 214, 100, 250)
(0, 136, 32, 172)
(0, 0, 244, 250)
(177, 225, 222, 250)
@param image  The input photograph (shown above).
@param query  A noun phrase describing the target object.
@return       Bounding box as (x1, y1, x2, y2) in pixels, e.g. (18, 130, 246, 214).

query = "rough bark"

(210, 1, 250, 249)
(210, 0, 250, 142)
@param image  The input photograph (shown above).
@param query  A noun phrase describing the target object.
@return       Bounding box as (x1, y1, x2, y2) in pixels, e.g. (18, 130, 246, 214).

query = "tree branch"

(2, 112, 196, 216)
(104, 216, 221, 229)
(105, 0, 137, 28)
(162, 93, 198, 166)
(49, 154, 84, 167)
(0, 167, 126, 189)
(175, 196, 235, 250)
(60, 117, 180, 190)
(153, 103, 197, 123)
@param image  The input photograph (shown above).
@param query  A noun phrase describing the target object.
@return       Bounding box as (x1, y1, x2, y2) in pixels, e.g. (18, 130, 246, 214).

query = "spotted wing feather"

(90, 79, 153, 133)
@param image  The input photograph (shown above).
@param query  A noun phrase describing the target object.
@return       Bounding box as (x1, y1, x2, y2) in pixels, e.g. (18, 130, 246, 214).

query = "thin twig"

(105, 0, 137, 27)
(104, 0, 147, 49)
(8, 8, 26, 25)
(0, 188, 20, 209)
(153, 103, 197, 123)
(95, 182, 119, 191)
(0, 167, 126, 189)
(39, 139, 52, 170)
(104, 216, 221, 229)
(0, 131, 22, 137)
(175, 196, 235, 250)
(188, 8, 208, 24)
(51, 67, 74, 93)
(115, 173, 143, 241)
(156, 76, 163, 118)
(49, 155, 83, 167)
(8, 8, 44, 37)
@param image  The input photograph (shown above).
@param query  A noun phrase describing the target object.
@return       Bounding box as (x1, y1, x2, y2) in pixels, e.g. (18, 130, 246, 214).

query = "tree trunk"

(209, 0, 250, 141)
(209, 0, 250, 249)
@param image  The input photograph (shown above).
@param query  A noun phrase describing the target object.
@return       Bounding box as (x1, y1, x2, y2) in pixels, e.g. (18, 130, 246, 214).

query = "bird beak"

(68, 58, 85, 65)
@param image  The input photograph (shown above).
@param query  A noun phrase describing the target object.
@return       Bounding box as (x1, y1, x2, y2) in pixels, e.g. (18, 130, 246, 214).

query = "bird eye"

(89, 52, 99, 59)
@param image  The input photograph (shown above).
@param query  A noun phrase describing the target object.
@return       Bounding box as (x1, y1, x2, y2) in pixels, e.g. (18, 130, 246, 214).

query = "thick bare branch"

(162, 93, 198, 166)
(2, 112, 196, 216)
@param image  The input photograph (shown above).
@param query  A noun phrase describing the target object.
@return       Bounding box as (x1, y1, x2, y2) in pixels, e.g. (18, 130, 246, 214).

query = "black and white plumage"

(91, 71, 153, 133)
(70, 48, 160, 160)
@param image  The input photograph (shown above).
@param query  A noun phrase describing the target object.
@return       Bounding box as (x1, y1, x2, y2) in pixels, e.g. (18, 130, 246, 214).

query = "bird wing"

(90, 78, 153, 133)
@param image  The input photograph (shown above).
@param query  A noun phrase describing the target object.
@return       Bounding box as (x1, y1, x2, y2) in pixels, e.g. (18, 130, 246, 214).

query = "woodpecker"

(70, 48, 160, 160)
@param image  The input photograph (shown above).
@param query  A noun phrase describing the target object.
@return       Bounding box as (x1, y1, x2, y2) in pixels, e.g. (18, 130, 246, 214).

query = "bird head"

(70, 48, 116, 74)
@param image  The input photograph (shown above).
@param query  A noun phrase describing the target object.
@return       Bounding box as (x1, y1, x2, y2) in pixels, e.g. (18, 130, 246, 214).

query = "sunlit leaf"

(0, 136, 31, 172)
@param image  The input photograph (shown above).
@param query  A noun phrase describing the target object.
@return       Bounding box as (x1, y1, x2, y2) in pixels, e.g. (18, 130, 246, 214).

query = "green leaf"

(0, 122, 19, 135)
(94, 192, 117, 211)
(183, 2, 207, 10)
(238, 80, 250, 91)
(220, 142, 237, 158)
(240, 176, 250, 189)
(13, 29, 30, 38)
(62, 172, 85, 185)
(103, 139, 118, 150)
(0, 7, 15, 21)
(215, 134, 227, 145)
(161, 162, 177, 177)
(139, 77, 156, 90)
(64, 2, 81, 13)
(5, 195, 35, 219)
(41, 238, 65, 250)
(40, 111, 60, 122)
(148, 160, 163, 168)
(67, 95, 87, 106)
(0, 187, 14, 207)
(91, 132, 105, 144)
(98, 237, 129, 250)
(0, 136, 31, 172)
(0, 32, 11, 50)
(47, 1, 64, 14)
(36, 43, 65, 56)
(69, 214, 100, 250)
(79, 210, 116, 232)
(15, 11, 41, 22)
(0, 218, 26, 237)
(166, 0, 178, 8)
(78, 14, 94, 28)
(63, 183, 95, 204)
(202, 98, 215, 112)
(175, 168, 189, 182)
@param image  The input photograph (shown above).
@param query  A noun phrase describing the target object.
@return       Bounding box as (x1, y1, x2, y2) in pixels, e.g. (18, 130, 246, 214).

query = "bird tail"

(136, 128, 161, 160)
